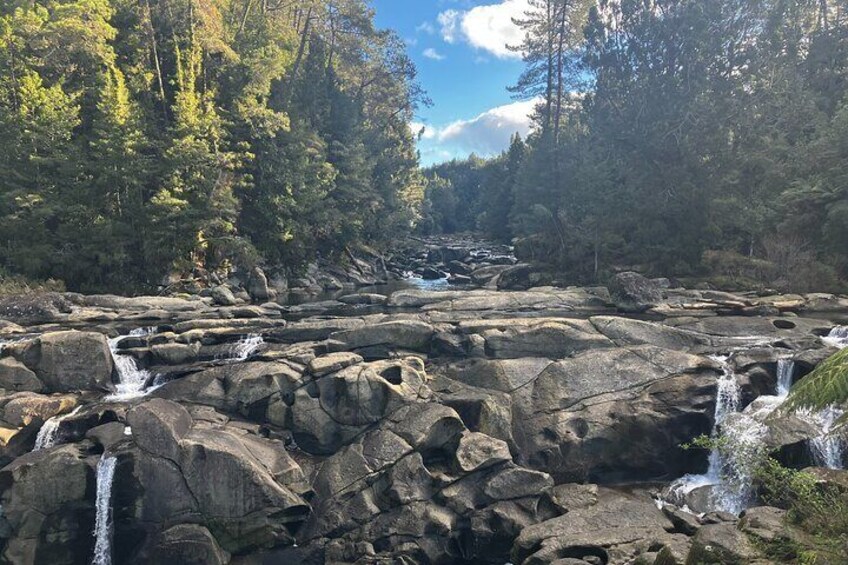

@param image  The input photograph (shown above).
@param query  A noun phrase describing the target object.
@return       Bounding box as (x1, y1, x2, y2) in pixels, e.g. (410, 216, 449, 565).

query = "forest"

(0, 0, 425, 292)
(420, 0, 848, 292)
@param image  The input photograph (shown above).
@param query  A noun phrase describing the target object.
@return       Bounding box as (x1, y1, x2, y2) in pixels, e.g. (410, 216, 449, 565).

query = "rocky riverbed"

(0, 240, 846, 564)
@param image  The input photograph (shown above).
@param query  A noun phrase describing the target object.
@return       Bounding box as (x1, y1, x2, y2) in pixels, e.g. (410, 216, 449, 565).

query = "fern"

(783, 348, 848, 414)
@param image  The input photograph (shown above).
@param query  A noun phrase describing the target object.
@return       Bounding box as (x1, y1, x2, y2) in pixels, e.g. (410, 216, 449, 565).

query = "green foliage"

(784, 348, 848, 414)
(0, 0, 424, 292)
(755, 458, 848, 560)
(427, 0, 848, 290)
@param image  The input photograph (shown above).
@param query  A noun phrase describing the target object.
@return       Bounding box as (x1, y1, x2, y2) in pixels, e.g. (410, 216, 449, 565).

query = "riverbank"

(0, 240, 846, 564)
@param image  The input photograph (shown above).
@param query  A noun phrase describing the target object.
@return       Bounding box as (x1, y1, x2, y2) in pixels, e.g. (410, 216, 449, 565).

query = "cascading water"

(228, 334, 264, 362)
(822, 326, 848, 349)
(801, 405, 845, 469)
(33, 406, 82, 451)
(106, 328, 156, 401)
(666, 356, 744, 510)
(776, 358, 794, 397)
(92, 455, 117, 565)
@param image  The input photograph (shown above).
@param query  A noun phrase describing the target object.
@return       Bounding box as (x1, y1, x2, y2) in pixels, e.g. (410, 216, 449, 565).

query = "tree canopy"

(420, 0, 848, 293)
(0, 0, 425, 292)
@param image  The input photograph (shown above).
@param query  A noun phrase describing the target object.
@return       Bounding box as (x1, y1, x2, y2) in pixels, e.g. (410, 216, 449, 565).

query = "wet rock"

(609, 272, 663, 313)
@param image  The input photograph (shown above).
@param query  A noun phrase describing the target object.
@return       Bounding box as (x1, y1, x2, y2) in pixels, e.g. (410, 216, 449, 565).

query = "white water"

(822, 326, 848, 349)
(799, 405, 845, 469)
(105, 328, 156, 401)
(33, 406, 82, 451)
(92, 455, 117, 565)
(227, 334, 264, 362)
(776, 358, 794, 397)
(667, 356, 744, 510)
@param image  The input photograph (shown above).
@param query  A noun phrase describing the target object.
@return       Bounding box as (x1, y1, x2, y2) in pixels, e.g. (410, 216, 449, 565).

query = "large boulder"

(608, 272, 663, 313)
(247, 266, 273, 302)
(23, 331, 114, 393)
(440, 345, 717, 482)
(0, 358, 43, 392)
(685, 522, 760, 564)
(512, 488, 685, 565)
(131, 524, 229, 565)
(210, 285, 238, 306)
(0, 443, 96, 564)
(300, 403, 556, 564)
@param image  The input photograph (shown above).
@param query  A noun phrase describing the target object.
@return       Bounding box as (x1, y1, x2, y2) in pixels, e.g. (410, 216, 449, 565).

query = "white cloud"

(423, 48, 446, 61)
(414, 98, 539, 164)
(416, 21, 436, 35)
(438, 9, 462, 43)
(410, 122, 437, 140)
(437, 98, 538, 154)
(437, 0, 529, 59)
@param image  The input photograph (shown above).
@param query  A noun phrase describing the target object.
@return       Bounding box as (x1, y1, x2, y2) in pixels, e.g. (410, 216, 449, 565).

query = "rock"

(609, 272, 663, 313)
(133, 524, 230, 565)
(513, 488, 678, 565)
(247, 266, 273, 302)
(308, 352, 364, 377)
(210, 285, 238, 306)
(127, 399, 192, 461)
(471, 265, 512, 285)
(0, 358, 42, 392)
(739, 506, 794, 544)
(3, 393, 77, 427)
(337, 293, 387, 306)
(30, 331, 114, 393)
(0, 293, 73, 325)
(496, 263, 536, 291)
(686, 522, 760, 564)
(0, 443, 95, 564)
(455, 430, 511, 472)
(329, 320, 435, 352)
(481, 320, 612, 359)
(85, 422, 127, 450)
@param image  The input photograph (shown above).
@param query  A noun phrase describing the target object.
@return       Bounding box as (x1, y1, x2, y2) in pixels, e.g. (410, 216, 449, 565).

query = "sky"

(369, 0, 538, 166)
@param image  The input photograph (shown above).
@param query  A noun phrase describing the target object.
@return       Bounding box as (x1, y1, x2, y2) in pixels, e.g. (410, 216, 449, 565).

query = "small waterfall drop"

(800, 405, 845, 469)
(776, 359, 794, 397)
(106, 328, 156, 401)
(822, 326, 848, 349)
(666, 356, 744, 509)
(92, 455, 117, 565)
(33, 406, 82, 451)
(228, 334, 264, 362)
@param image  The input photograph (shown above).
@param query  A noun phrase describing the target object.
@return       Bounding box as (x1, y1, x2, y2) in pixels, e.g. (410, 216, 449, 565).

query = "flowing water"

(105, 328, 156, 401)
(666, 356, 744, 511)
(822, 326, 848, 349)
(33, 406, 82, 451)
(227, 334, 264, 362)
(776, 358, 794, 397)
(92, 455, 117, 565)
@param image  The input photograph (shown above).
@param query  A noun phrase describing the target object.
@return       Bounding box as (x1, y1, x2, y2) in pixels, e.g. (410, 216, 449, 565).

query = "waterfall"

(92, 456, 117, 565)
(106, 328, 156, 401)
(822, 326, 848, 349)
(228, 334, 264, 362)
(776, 359, 794, 398)
(33, 406, 82, 451)
(798, 405, 845, 469)
(666, 356, 743, 509)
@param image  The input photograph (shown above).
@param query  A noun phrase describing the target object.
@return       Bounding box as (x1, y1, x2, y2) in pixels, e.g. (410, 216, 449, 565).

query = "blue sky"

(370, 0, 538, 166)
